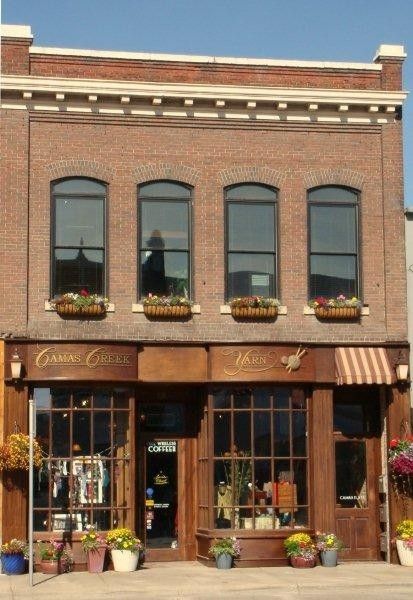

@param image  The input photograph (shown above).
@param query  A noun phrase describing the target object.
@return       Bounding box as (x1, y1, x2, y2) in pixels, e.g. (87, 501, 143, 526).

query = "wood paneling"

(138, 346, 207, 382)
(311, 388, 335, 533)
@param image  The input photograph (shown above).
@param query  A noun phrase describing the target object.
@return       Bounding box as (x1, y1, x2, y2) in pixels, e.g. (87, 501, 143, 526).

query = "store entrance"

(333, 391, 381, 560)
(136, 394, 198, 561)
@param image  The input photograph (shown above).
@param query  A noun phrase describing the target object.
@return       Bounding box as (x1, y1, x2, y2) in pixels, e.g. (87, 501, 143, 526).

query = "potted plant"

(80, 526, 107, 573)
(394, 520, 413, 566)
(208, 537, 240, 569)
(315, 532, 344, 567)
(50, 289, 109, 317)
(37, 539, 65, 574)
(229, 296, 280, 319)
(308, 295, 361, 319)
(0, 539, 27, 575)
(106, 528, 143, 572)
(0, 433, 43, 471)
(283, 533, 317, 568)
(142, 294, 193, 318)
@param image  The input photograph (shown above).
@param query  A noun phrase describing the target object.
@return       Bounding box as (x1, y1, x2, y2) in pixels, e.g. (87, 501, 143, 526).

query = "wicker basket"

(55, 304, 106, 317)
(230, 306, 278, 319)
(314, 306, 360, 320)
(143, 304, 192, 318)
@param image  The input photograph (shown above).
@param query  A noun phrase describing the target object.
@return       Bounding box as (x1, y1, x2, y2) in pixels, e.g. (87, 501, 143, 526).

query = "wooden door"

(137, 436, 196, 561)
(333, 397, 380, 560)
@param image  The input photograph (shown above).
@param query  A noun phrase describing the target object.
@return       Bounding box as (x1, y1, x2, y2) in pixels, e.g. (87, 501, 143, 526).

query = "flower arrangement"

(283, 533, 317, 558)
(106, 528, 143, 554)
(229, 296, 280, 308)
(308, 295, 361, 309)
(80, 526, 107, 553)
(37, 539, 65, 561)
(389, 437, 413, 475)
(208, 537, 241, 558)
(143, 294, 193, 307)
(315, 532, 344, 552)
(0, 539, 28, 557)
(395, 520, 413, 549)
(0, 433, 43, 471)
(50, 289, 109, 310)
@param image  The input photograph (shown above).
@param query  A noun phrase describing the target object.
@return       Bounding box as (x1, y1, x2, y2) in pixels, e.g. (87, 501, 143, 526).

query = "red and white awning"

(335, 347, 395, 385)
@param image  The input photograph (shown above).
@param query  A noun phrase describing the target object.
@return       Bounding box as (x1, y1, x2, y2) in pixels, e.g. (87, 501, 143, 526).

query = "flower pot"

(396, 540, 413, 566)
(39, 559, 61, 574)
(143, 305, 192, 318)
(230, 306, 278, 319)
(320, 549, 338, 567)
(86, 546, 106, 573)
(215, 553, 233, 569)
(1, 553, 25, 575)
(111, 549, 139, 572)
(290, 555, 316, 568)
(314, 306, 360, 320)
(56, 304, 106, 317)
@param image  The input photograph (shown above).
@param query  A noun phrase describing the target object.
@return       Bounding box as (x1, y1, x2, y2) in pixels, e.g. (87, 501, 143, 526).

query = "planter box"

(56, 304, 106, 317)
(314, 306, 361, 320)
(230, 306, 278, 319)
(396, 539, 413, 566)
(143, 305, 192, 318)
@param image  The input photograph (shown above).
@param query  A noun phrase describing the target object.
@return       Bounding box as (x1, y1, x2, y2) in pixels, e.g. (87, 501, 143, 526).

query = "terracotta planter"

(56, 304, 106, 317)
(230, 306, 278, 319)
(39, 559, 61, 574)
(143, 305, 192, 319)
(396, 540, 413, 566)
(314, 306, 360, 320)
(290, 555, 316, 568)
(86, 546, 106, 573)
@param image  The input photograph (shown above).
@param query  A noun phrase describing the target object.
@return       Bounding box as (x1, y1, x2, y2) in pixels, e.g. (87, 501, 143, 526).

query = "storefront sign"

(147, 441, 177, 453)
(209, 345, 317, 382)
(26, 343, 138, 380)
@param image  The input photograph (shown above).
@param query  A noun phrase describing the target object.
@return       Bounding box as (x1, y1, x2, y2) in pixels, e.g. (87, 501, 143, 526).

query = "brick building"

(0, 24, 411, 567)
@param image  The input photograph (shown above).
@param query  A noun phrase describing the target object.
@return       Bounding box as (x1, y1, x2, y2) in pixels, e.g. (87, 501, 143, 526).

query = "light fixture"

(395, 363, 409, 382)
(10, 348, 23, 380)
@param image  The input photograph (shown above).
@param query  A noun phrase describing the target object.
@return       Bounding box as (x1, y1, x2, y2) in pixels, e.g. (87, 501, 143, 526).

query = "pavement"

(1, 561, 413, 600)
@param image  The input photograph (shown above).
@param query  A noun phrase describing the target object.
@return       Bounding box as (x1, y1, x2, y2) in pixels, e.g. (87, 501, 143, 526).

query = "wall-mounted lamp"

(395, 363, 409, 382)
(10, 348, 23, 380)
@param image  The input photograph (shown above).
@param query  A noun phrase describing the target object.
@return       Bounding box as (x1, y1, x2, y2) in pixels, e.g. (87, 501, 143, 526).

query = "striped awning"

(335, 347, 395, 385)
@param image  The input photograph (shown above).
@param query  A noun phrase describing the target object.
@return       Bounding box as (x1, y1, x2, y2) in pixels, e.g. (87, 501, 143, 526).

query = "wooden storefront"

(0, 340, 411, 566)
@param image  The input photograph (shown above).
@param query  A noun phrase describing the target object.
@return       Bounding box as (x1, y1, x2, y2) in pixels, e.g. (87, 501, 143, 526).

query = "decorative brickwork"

(134, 164, 200, 186)
(46, 160, 114, 182)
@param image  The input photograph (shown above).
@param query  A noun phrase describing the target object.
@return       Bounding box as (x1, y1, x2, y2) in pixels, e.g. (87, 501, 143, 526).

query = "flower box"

(56, 304, 106, 317)
(143, 305, 192, 319)
(314, 306, 361, 320)
(229, 297, 279, 319)
(50, 290, 108, 318)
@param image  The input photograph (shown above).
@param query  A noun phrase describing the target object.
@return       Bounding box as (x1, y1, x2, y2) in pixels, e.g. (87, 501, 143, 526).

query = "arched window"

(138, 181, 192, 298)
(51, 178, 106, 297)
(308, 186, 359, 299)
(225, 184, 278, 300)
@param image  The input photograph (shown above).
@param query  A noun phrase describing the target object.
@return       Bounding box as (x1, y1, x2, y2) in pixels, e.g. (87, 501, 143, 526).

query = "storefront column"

(311, 387, 335, 533)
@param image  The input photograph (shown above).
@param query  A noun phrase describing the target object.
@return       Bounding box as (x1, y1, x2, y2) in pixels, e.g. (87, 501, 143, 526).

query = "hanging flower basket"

(229, 297, 279, 319)
(0, 433, 43, 471)
(314, 306, 361, 320)
(50, 290, 108, 318)
(142, 295, 193, 319)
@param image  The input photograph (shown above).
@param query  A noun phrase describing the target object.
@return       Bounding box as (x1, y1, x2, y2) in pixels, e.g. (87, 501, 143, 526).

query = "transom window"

(308, 186, 359, 298)
(51, 178, 106, 296)
(139, 181, 192, 298)
(211, 387, 309, 530)
(225, 184, 277, 300)
(33, 387, 132, 533)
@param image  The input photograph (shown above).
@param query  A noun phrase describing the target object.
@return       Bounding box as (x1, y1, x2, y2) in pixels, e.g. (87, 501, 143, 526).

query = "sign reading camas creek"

(209, 346, 315, 382)
(28, 343, 138, 380)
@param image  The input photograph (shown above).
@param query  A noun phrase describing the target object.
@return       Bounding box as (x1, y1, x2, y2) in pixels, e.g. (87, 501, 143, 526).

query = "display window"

(32, 387, 133, 532)
(211, 387, 309, 530)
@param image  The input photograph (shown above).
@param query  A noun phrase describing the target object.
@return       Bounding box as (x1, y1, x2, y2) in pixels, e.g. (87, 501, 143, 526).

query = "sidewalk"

(1, 561, 413, 600)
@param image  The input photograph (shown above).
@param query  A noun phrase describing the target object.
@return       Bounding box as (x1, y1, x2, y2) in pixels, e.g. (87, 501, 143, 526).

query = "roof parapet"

(374, 44, 406, 62)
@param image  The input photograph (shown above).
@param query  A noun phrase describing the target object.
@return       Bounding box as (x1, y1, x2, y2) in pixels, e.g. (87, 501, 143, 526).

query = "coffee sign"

(27, 343, 137, 380)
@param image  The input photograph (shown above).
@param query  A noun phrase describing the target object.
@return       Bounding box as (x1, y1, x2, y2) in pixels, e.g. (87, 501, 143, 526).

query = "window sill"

(45, 301, 115, 312)
(220, 305, 287, 315)
(132, 303, 201, 314)
(303, 305, 369, 316)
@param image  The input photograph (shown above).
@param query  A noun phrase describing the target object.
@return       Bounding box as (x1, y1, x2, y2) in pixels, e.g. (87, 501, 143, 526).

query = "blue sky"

(3, 0, 412, 201)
